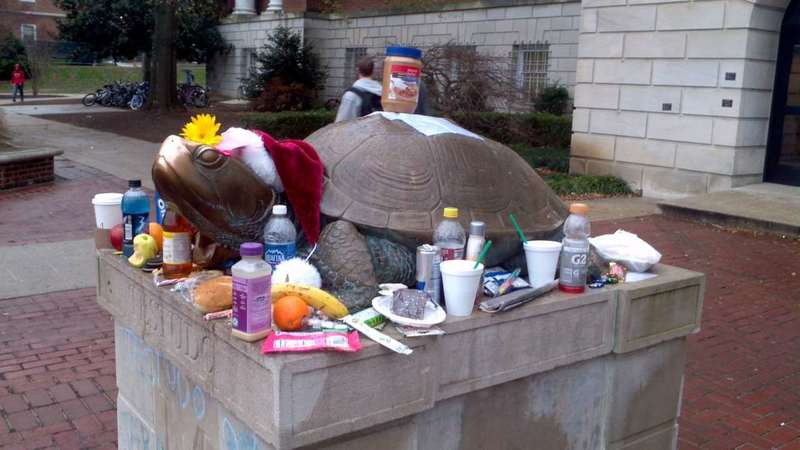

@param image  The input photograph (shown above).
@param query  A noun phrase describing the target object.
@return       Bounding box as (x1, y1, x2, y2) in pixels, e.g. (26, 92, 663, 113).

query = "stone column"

(571, 0, 788, 198)
(231, 0, 256, 15)
(264, 0, 283, 13)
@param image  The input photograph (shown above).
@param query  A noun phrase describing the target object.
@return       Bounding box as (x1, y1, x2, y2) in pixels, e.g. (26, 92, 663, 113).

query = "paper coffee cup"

(92, 193, 123, 229)
(440, 260, 484, 317)
(523, 240, 562, 288)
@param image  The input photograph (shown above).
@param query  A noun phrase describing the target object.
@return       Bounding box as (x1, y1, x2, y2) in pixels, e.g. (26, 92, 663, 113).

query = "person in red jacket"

(11, 64, 25, 103)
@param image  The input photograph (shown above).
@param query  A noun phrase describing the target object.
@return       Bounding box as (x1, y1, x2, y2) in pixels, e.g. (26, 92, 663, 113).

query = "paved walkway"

(2, 108, 157, 189)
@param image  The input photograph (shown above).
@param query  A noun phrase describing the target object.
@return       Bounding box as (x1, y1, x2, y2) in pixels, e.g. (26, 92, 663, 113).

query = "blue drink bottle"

(122, 179, 150, 257)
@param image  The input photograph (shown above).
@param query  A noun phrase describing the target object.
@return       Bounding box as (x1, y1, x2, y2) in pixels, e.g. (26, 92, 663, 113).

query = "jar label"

(388, 64, 421, 102)
(232, 276, 271, 334)
(265, 243, 296, 270)
(162, 231, 192, 264)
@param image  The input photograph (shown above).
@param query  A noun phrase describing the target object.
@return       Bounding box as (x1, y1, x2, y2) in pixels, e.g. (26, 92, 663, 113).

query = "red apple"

(110, 223, 124, 251)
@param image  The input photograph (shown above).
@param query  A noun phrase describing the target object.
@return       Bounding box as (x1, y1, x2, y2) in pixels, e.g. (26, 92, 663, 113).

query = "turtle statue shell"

(305, 114, 569, 243)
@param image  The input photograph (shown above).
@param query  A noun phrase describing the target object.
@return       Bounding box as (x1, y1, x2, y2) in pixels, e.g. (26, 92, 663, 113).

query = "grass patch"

(30, 63, 206, 94)
(543, 174, 632, 197)
(510, 144, 569, 173)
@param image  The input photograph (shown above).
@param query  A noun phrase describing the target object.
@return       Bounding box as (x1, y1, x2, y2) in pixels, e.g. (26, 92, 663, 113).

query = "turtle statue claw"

(153, 115, 568, 311)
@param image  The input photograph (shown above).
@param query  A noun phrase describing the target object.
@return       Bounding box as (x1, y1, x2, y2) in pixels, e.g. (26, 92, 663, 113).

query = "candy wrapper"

(262, 331, 361, 353)
(394, 325, 446, 337)
(483, 267, 531, 297)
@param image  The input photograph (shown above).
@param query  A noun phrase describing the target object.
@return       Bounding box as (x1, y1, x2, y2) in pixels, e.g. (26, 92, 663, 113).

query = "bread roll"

(193, 276, 233, 313)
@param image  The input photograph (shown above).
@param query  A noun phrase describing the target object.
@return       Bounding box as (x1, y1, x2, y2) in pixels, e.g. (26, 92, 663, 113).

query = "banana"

(272, 283, 349, 319)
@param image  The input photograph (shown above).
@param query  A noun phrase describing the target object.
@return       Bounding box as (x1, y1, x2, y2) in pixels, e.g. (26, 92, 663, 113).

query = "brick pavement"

(0, 288, 116, 450)
(593, 216, 800, 450)
(0, 159, 128, 247)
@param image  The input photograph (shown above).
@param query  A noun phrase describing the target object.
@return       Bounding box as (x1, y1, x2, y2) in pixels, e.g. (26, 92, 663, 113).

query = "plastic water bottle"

(121, 179, 149, 257)
(263, 204, 297, 269)
(558, 203, 590, 293)
(433, 207, 466, 261)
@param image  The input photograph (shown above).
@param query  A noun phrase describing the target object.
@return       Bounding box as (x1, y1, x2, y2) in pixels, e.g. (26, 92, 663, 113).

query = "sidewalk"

(2, 107, 157, 189)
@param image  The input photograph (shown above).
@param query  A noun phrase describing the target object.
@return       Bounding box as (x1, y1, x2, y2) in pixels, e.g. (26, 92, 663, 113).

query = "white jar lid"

(272, 204, 287, 215)
(92, 193, 123, 206)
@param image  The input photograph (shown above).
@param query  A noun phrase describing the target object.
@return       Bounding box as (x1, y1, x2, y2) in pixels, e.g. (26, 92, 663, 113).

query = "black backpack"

(347, 87, 382, 116)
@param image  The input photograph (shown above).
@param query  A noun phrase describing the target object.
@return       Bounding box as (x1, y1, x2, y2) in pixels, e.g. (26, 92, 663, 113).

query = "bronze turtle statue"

(152, 115, 568, 309)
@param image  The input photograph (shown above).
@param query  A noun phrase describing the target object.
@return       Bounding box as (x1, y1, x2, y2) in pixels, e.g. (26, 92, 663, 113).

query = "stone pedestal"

(97, 251, 704, 450)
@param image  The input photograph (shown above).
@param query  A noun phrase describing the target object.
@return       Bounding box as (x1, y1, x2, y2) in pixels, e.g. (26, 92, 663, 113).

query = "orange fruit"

(273, 295, 311, 331)
(148, 223, 163, 252)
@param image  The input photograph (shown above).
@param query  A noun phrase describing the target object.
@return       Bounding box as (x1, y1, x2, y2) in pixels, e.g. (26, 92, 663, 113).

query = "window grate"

(513, 43, 549, 98)
(343, 47, 368, 88)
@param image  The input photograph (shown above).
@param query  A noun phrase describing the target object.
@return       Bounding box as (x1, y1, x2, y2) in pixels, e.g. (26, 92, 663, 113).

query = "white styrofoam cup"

(523, 240, 563, 288)
(92, 193, 123, 229)
(440, 259, 484, 317)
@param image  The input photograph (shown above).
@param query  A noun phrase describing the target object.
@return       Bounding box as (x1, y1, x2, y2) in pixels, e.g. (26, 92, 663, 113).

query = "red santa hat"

(217, 128, 324, 244)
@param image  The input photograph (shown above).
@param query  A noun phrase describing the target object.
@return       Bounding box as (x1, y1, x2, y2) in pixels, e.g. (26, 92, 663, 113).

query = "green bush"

(0, 32, 27, 80)
(238, 110, 572, 149)
(510, 145, 569, 173)
(449, 112, 572, 148)
(543, 174, 631, 197)
(240, 110, 335, 139)
(247, 26, 327, 111)
(534, 84, 571, 116)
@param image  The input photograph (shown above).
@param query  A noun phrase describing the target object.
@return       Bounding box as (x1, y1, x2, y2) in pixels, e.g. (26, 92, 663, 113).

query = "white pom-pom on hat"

(272, 257, 322, 288)
(217, 127, 284, 192)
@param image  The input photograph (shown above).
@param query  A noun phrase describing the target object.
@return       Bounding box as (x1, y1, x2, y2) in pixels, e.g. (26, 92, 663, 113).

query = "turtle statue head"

(152, 135, 275, 248)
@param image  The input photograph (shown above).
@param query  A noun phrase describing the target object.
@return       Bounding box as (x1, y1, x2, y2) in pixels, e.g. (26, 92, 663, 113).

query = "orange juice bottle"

(161, 202, 193, 279)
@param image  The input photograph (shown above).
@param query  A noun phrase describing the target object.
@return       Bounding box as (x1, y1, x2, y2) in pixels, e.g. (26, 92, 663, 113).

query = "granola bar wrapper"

(262, 331, 361, 353)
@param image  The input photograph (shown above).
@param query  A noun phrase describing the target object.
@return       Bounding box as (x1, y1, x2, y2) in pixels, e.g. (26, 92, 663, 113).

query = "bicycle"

(177, 83, 209, 108)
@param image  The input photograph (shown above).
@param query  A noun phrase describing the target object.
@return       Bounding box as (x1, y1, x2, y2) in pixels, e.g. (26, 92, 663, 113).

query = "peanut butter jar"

(381, 46, 423, 113)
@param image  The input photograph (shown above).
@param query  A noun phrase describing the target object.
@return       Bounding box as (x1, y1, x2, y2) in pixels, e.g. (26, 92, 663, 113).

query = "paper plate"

(371, 295, 447, 328)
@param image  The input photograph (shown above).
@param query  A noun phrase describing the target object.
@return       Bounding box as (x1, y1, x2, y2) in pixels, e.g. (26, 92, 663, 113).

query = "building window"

(445, 45, 477, 81)
(20, 24, 36, 42)
(240, 47, 256, 76)
(343, 47, 367, 88)
(513, 43, 549, 97)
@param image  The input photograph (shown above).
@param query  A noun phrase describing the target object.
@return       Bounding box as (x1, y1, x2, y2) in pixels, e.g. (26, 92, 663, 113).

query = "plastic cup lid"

(92, 193, 123, 206)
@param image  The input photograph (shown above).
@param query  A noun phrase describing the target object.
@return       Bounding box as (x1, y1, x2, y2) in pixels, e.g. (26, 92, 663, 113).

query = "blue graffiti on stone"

(222, 416, 259, 450)
(118, 327, 265, 449)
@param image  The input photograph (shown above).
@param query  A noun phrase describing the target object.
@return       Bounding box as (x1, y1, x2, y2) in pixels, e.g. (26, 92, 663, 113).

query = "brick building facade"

(0, 0, 64, 42)
(210, 0, 799, 197)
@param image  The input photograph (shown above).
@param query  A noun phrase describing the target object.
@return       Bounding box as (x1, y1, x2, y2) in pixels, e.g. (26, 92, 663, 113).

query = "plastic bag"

(170, 271, 232, 313)
(589, 230, 661, 272)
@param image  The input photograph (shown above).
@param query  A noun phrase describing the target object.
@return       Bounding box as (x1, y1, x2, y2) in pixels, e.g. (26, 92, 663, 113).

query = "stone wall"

(571, 0, 789, 198)
(209, 1, 581, 101)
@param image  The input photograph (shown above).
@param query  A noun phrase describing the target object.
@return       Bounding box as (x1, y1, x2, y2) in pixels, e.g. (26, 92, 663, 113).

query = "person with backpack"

(11, 64, 25, 103)
(335, 57, 383, 122)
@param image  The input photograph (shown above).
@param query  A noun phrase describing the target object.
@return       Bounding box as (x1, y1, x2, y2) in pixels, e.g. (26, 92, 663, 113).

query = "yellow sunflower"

(181, 114, 223, 146)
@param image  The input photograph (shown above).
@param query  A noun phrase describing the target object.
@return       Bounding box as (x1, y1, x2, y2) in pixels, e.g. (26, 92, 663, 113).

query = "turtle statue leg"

(310, 220, 378, 311)
(365, 236, 415, 287)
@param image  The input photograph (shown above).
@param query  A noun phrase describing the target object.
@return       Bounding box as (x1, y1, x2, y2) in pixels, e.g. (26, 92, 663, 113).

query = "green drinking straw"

(508, 213, 528, 244)
(473, 240, 493, 269)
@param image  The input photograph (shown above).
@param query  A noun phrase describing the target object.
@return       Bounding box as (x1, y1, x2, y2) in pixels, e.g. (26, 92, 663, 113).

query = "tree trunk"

(148, 0, 178, 111)
(142, 51, 152, 85)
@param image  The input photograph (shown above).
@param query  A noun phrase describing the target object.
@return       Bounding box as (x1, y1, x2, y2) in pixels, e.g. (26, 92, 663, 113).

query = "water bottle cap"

(443, 207, 458, 219)
(128, 179, 142, 188)
(240, 242, 264, 257)
(469, 221, 485, 236)
(569, 203, 588, 215)
(272, 204, 287, 215)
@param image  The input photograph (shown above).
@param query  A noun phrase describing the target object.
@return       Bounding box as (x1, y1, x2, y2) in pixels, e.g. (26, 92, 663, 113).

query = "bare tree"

(421, 42, 516, 115)
(23, 41, 53, 97)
